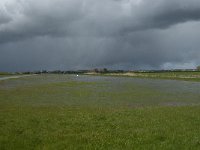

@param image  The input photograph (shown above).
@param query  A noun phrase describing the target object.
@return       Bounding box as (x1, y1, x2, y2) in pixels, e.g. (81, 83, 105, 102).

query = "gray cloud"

(0, 0, 200, 71)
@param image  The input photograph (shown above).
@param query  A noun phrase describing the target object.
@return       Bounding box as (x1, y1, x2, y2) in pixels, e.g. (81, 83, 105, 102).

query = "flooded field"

(1, 74, 200, 149)
(0, 74, 199, 107)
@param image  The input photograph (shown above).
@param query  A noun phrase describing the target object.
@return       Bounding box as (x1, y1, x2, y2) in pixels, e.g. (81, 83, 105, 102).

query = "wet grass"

(1, 106, 200, 150)
(0, 74, 200, 149)
(133, 71, 200, 81)
(0, 72, 13, 77)
(88, 71, 200, 82)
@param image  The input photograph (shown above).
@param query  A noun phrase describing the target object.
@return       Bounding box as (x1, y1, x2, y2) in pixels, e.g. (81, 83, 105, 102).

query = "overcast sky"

(0, 0, 200, 71)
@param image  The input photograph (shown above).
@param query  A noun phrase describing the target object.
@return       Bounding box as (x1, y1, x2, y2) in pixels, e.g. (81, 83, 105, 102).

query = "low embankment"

(85, 71, 200, 81)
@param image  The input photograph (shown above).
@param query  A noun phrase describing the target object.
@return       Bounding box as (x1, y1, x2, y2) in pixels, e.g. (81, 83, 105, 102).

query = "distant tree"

(94, 68, 99, 73)
(23, 72, 31, 74)
(103, 68, 108, 73)
(197, 66, 200, 71)
(41, 70, 48, 74)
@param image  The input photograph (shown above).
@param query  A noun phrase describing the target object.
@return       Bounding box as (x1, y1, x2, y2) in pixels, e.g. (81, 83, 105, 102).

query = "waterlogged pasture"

(1, 74, 200, 107)
(0, 74, 200, 149)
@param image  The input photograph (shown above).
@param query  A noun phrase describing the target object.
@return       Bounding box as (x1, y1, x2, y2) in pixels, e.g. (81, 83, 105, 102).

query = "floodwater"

(0, 75, 34, 81)
(0, 74, 200, 106)
(74, 75, 200, 106)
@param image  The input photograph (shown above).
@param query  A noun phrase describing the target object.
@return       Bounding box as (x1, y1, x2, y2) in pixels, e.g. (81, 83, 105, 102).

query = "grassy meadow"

(86, 71, 200, 82)
(0, 74, 200, 149)
(0, 72, 13, 77)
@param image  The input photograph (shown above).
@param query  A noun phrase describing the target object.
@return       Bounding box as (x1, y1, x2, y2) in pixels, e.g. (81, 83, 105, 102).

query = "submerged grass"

(0, 74, 200, 149)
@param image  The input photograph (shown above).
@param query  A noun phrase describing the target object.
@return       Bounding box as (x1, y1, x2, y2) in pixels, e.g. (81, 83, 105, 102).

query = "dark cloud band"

(0, 0, 200, 71)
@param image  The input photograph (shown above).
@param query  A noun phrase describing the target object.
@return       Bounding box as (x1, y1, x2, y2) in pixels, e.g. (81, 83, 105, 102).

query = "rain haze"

(0, 0, 200, 72)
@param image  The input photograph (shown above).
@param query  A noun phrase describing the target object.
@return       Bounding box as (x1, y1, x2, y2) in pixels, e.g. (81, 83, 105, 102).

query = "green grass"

(0, 72, 13, 77)
(134, 71, 200, 81)
(0, 74, 200, 149)
(89, 71, 200, 82)
(1, 106, 200, 150)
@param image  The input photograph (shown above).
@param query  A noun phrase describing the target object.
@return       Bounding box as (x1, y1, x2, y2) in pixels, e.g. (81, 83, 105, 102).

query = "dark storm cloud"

(1, 0, 200, 42)
(0, 0, 200, 71)
(133, 0, 200, 29)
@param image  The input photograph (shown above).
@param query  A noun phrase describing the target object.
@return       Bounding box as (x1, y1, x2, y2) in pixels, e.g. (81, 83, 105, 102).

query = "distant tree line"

(93, 68, 126, 74)
(13, 67, 200, 75)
